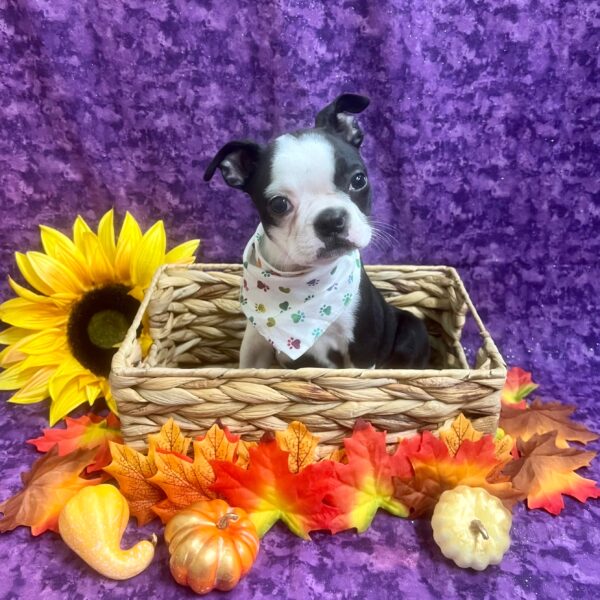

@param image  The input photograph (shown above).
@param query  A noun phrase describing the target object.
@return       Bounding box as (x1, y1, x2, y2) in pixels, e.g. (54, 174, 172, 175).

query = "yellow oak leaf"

(275, 421, 319, 473)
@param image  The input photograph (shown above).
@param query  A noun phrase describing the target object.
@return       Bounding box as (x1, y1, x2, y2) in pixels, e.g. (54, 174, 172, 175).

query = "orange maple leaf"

(148, 418, 191, 455)
(28, 413, 122, 473)
(152, 498, 184, 524)
(211, 434, 339, 539)
(439, 413, 483, 456)
(393, 431, 521, 517)
(0, 448, 107, 535)
(502, 432, 600, 514)
(104, 441, 164, 526)
(148, 442, 216, 509)
(500, 398, 598, 448)
(275, 421, 319, 473)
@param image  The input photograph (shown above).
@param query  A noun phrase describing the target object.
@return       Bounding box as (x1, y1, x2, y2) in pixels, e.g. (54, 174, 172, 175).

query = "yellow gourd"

(58, 484, 156, 580)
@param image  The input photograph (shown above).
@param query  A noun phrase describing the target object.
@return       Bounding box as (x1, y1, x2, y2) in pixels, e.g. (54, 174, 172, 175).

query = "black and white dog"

(204, 93, 429, 370)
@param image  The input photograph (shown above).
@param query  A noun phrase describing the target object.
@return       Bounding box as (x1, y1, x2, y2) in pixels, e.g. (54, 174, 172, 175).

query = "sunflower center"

(67, 285, 141, 378)
(87, 310, 131, 349)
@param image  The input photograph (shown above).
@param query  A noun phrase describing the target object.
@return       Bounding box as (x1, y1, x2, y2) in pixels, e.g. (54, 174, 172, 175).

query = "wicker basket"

(111, 264, 506, 456)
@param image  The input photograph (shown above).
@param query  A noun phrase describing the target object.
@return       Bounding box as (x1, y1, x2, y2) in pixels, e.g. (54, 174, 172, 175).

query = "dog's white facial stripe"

(267, 134, 336, 198)
(263, 133, 372, 269)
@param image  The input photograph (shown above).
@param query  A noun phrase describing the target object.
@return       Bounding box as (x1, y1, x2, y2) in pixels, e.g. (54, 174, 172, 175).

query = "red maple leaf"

(211, 434, 339, 539)
(28, 413, 122, 473)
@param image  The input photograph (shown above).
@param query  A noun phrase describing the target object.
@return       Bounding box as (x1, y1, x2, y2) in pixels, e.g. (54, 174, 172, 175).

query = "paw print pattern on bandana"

(319, 305, 332, 316)
(241, 225, 361, 360)
(291, 311, 305, 323)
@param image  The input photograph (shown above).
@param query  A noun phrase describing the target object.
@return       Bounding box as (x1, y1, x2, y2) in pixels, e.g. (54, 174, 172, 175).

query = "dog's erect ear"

(203, 141, 262, 190)
(315, 93, 370, 147)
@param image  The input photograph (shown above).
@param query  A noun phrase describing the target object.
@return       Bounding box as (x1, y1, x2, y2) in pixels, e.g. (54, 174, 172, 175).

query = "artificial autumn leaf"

(196, 422, 241, 464)
(104, 441, 164, 525)
(152, 498, 184, 524)
(28, 413, 122, 472)
(327, 421, 412, 533)
(393, 431, 521, 517)
(275, 421, 319, 473)
(236, 440, 258, 469)
(500, 398, 598, 449)
(148, 418, 191, 456)
(501, 366, 538, 407)
(149, 442, 216, 509)
(439, 413, 483, 456)
(0, 448, 107, 535)
(211, 434, 339, 539)
(502, 432, 600, 515)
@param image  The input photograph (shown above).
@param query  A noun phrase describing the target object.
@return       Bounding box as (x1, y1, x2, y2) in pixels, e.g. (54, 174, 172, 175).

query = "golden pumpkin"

(164, 499, 260, 595)
(58, 484, 156, 579)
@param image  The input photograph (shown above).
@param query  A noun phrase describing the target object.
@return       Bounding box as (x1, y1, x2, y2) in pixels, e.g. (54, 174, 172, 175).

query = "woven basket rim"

(111, 261, 506, 378)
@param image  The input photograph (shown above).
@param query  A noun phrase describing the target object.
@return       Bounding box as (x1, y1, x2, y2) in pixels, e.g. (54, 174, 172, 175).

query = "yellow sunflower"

(0, 210, 199, 425)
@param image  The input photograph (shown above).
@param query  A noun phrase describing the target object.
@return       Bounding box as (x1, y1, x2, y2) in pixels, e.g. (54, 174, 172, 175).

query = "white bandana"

(240, 225, 361, 360)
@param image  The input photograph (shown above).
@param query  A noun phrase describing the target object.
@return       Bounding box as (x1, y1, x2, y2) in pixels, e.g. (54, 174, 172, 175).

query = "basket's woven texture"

(111, 264, 506, 455)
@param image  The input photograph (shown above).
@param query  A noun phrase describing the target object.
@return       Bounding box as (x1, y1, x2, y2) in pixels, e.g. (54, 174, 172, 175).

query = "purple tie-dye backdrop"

(1, 1, 599, 598)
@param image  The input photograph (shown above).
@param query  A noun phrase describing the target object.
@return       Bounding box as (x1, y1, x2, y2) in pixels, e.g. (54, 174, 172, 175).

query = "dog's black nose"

(314, 208, 348, 239)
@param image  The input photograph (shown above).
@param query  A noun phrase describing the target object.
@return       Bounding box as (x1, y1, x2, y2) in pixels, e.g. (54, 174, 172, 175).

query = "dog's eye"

(350, 172, 368, 191)
(269, 196, 290, 215)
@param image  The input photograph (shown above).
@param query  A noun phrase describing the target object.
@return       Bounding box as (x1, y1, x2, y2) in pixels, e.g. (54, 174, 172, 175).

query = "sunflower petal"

(0, 297, 69, 329)
(85, 382, 102, 405)
(0, 363, 40, 390)
(165, 239, 200, 264)
(79, 231, 115, 285)
(8, 277, 56, 305)
(103, 385, 118, 415)
(115, 212, 143, 282)
(73, 215, 93, 252)
(39, 225, 92, 289)
(9, 367, 55, 404)
(98, 209, 117, 263)
(7, 328, 67, 357)
(26, 251, 86, 295)
(15, 252, 55, 296)
(131, 221, 166, 288)
(0, 345, 27, 367)
(49, 377, 86, 425)
(0, 327, 30, 345)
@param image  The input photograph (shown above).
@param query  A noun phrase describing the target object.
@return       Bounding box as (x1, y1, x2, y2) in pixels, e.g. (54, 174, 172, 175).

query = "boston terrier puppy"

(204, 93, 430, 370)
